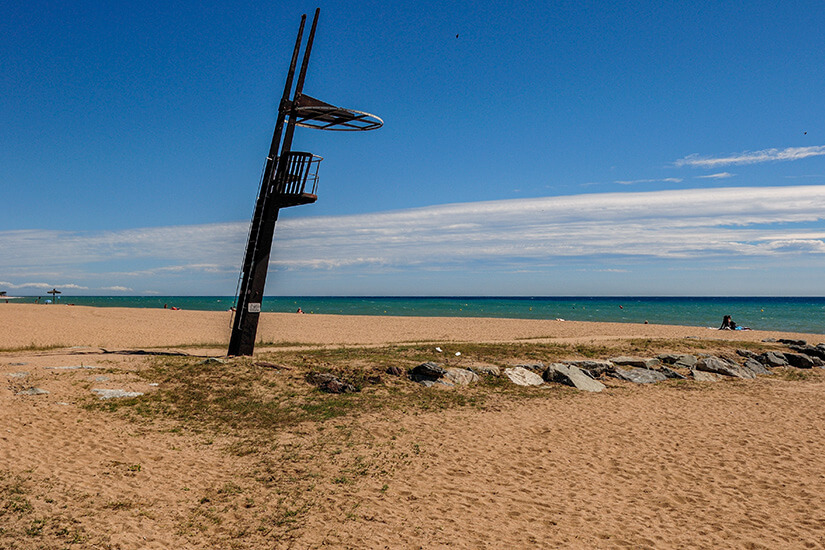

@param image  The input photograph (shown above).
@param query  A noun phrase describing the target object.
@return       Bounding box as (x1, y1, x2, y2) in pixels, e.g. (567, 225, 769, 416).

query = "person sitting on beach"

(719, 315, 737, 330)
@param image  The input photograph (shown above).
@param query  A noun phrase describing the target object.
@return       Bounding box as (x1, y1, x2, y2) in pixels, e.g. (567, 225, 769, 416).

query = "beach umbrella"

(47, 288, 61, 302)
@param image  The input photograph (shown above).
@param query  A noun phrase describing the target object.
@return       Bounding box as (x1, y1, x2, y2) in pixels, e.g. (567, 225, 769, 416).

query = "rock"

(306, 372, 357, 393)
(610, 367, 668, 384)
(91, 389, 144, 399)
(385, 365, 404, 376)
(543, 363, 605, 392)
(657, 354, 697, 369)
(609, 356, 661, 369)
(779, 338, 807, 346)
(736, 349, 759, 360)
(659, 366, 687, 379)
(199, 357, 226, 365)
(410, 362, 447, 383)
(44, 365, 98, 370)
(783, 352, 816, 369)
(514, 362, 545, 372)
(758, 351, 789, 368)
(672, 355, 697, 369)
(467, 364, 501, 376)
(504, 367, 544, 386)
(691, 369, 719, 382)
(443, 368, 479, 386)
(788, 344, 825, 360)
(742, 359, 771, 376)
(17, 387, 49, 396)
(6, 372, 29, 379)
(762, 338, 777, 343)
(696, 356, 755, 379)
(564, 360, 614, 378)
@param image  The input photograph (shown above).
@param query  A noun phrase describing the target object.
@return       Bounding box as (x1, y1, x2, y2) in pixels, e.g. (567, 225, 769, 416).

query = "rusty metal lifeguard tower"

(228, 9, 382, 356)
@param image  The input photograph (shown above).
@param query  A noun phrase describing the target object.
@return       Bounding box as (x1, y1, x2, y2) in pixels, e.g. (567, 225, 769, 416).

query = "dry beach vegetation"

(2, 304, 825, 548)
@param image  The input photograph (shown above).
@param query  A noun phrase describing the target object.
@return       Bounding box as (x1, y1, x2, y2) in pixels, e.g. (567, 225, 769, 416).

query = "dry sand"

(2, 304, 825, 548)
(1, 303, 822, 349)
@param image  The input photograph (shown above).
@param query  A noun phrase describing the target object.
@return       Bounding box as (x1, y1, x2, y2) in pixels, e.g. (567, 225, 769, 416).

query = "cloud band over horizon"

(2, 185, 825, 295)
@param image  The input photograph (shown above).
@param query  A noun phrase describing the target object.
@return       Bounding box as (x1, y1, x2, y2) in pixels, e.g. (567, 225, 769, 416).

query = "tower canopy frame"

(291, 94, 383, 131)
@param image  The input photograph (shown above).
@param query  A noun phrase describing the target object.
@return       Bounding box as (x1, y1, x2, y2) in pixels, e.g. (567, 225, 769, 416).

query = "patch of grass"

(0, 470, 94, 547)
(92, 338, 788, 439)
(255, 340, 326, 348)
(665, 378, 706, 391)
(0, 342, 70, 353)
(772, 367, 814, 381)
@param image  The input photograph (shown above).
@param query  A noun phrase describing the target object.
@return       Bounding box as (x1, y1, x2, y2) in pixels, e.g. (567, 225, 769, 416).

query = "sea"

(11, 296, 825, 335)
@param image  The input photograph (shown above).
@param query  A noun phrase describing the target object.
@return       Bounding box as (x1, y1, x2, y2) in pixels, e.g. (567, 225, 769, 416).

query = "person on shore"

(719, 315, 737, 330)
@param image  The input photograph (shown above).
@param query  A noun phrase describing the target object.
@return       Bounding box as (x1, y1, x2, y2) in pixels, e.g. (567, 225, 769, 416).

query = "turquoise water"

(13, 295, 825, 334)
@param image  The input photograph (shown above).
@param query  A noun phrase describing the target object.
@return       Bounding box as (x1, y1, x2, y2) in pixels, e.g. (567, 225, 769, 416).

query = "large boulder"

(691, 369, 719, 382)
(696, 356, 755, 379)
(504, 367, 544, 386)
(564, 360, 614, 378)
(779, 338, 807, 346)
(443, 368, 479, 386)
(410, 362, 447, 382)
(783, 352, 816, 369)
(659, 366, 687, 379)
(468, 364, 501, 376)
(543, 363, 605, 392)
(658, 354, 697, 369)
(609, 356, 661, 369)
(742, 359, 771, 376)
(758, 352, 789, 368)
(514, 361, 545, 372)
(788, 344, 825, 361)
(610, 367, 667, 384)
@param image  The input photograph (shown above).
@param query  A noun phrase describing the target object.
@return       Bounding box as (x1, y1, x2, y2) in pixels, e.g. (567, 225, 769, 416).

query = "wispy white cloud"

(100, 286, 133, 292)
(2, 185, 825, 293)
(675, 146, 825, 168)
(0, 281, 88, 290)
(697, 172, 735, 179)
(613, 177, 683, 185)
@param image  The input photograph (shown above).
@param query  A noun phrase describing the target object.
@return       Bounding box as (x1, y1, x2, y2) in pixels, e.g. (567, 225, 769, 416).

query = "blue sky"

(2, 1, 824, 296)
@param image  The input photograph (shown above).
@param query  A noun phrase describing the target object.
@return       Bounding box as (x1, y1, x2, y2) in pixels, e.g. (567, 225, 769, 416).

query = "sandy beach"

(2, 303, 822, 350)
(2, 303, 825, 548)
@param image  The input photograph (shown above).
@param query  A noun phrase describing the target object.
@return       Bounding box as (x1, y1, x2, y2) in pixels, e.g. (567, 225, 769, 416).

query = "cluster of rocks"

(300, 340, 825, 394)
(402, 340, 825, 393)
